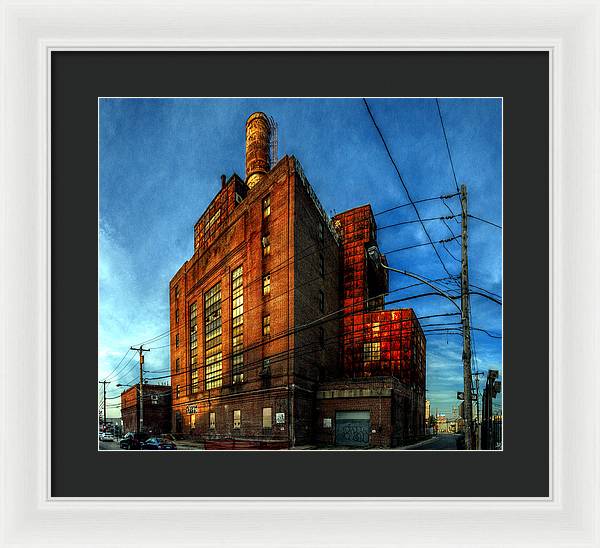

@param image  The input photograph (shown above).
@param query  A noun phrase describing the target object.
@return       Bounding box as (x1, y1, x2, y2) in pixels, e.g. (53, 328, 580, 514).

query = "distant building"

(168, 112, 426, 448)
(120, 384, 171, 435)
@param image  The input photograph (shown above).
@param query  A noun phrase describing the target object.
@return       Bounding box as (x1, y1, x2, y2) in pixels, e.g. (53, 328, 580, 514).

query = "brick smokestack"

(245, 112, 271, 189)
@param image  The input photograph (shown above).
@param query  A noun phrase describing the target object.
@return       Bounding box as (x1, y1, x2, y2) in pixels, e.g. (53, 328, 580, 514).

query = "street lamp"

(366, 244, 474, 449)
(366, 246, 461, 311)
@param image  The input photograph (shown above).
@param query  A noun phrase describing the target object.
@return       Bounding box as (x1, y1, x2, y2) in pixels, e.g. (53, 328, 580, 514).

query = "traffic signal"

(493, 380, 502, 397)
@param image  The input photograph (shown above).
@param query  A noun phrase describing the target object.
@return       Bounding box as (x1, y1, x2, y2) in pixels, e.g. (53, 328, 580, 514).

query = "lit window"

(175, 285, 180, 298)
(176, 385, 180, 398)
(232, 266, 244, 384)
(262, 194, 271, 218)
(319, 254, 324, 277)
(263, 315, 271, 337)
(262, 234, 271, 256)
(319, 290, 325, 312)
(205, 209, 221, 234)
(175, 333, 179, 348)
(175, 358, 180, 373)
(263, 357, 271, 371)
(318, 222, 324, 242)
(364, 341, 381, 361)
(189, 302, 198, 392)
(205, 282, 222, 390)
(209, 412, 216, 430)
(233, 410, 241, 429)
(262, 407, 272, 429)
(175, 308, 179, 323)
(262, 274, 271, 296)
(190, 414, 196, 429)
(372, 322, 380, 334)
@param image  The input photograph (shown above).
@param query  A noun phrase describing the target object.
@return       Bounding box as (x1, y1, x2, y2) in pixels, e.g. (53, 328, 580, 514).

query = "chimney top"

(221, 174, 227, 188)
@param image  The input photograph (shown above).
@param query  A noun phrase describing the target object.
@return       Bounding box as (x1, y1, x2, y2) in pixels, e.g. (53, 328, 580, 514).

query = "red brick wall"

(168, 158, 297, 438)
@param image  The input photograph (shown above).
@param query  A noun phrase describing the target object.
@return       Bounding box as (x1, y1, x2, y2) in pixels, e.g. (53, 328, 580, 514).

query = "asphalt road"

(98, 439, 195, 451)
(406, 433, 462, 450)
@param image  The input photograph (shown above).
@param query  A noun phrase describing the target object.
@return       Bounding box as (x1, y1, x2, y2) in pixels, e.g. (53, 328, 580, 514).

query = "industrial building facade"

(169, 112, 425, 448)
(120, 383, 172, 435)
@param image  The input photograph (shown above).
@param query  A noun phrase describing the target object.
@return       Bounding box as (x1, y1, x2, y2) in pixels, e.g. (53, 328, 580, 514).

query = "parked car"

(100, 431, 114, 442)
(141, 437, 177, 450)
(119, 432, 150, 450)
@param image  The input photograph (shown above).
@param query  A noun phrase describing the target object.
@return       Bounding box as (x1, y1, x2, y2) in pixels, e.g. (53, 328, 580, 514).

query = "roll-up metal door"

(335, 410, 370, 447)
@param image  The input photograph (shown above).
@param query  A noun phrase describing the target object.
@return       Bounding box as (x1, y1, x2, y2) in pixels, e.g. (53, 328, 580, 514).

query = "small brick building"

(120, 383, 171, 435)
(168, 112, 426, 448)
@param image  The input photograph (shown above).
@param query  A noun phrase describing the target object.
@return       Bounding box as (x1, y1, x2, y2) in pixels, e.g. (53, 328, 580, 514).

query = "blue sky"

(99, 98, 502, 419)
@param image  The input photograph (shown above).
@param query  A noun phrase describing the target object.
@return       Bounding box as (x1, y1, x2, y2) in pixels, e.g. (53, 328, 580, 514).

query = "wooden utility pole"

(98, 380, 110, 430)
(460, 184, 473, 450)
(130, 345, 150, 433)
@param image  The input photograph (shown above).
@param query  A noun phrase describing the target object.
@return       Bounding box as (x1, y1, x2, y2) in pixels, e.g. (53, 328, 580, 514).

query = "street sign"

(186, 404, 198, 414)
(457, 391, 465, 400)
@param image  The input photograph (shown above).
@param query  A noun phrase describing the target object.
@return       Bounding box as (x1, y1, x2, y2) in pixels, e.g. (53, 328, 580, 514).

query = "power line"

(468, 214, 502, 229)
(377, 215, 458, 232)
(382, 235, 459, 256)
(435, 98, 461, 194)
(373, 192, 459, 217)
(363, 98, 456, 279)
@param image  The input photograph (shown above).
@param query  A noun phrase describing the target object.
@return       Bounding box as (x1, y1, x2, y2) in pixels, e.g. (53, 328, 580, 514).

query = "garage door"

(335, 411, 370, 447)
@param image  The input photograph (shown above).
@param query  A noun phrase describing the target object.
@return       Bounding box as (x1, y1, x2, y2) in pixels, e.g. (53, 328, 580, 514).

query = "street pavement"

(98, 439, 197, 451)
(403, 433, 462, 450)
(98, 435, 462, 451)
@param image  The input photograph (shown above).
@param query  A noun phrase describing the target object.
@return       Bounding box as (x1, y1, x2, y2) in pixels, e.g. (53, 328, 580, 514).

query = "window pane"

(205, 282, 222, 389)
(262, 407, 272, 428)
(232, 266, 244, 383)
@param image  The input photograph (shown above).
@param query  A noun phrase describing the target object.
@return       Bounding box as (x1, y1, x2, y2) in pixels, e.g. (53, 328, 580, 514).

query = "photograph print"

(98, 98, 502, 452)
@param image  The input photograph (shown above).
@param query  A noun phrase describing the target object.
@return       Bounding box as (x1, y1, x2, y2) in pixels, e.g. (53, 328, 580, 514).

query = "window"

(318, 221, 324, 242)
(175, 333, 179, 348)
(262, 194, 271, 218)
(262, 357, 271, 371)
(319, 254, 324, 277)
(364, 341, 381, 361)
(319, 327, 325, 349)
(262, 315, 271, 337)
(176, 385, 180, 398)
(189, 302, 198, 392)
(175, 285, 180, 298)
(175, 308, 179, 324)
(175, 357, 180, 373)
(209, 412, 216, 430)
(262, 273, 271, 296)
(205, 209, 221, 234)
(205, 282, 222, 389)
(190, 414, 196, 429)
(262, 234, 271, 256)
(231, 266, 244, 384)
(372, 322, 380, 334)
(233, 410, 241, 429)
(262, 407, 272, 429)
(319, 290, 325, 312)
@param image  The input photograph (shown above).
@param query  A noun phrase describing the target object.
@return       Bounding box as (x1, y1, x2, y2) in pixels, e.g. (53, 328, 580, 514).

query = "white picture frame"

(1, 0, 598, 546)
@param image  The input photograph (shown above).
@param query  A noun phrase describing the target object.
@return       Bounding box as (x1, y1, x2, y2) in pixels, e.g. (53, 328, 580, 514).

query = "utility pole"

(98, 380, 110, 430)
(472, 370, 484, 450)
(460, 184, 473, 450)
(130, 345, 150, 433)
(472, 371, 484, 424)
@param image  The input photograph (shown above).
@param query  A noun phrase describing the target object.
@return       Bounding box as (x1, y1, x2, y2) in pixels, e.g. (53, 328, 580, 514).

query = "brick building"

(168, 112, 425, 448)
(120, 383, 172, 435)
